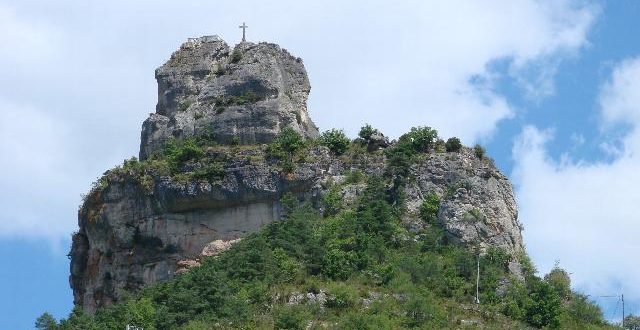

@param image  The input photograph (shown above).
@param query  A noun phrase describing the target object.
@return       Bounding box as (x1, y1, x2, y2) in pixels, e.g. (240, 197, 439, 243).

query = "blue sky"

(1, 1, 639, 328)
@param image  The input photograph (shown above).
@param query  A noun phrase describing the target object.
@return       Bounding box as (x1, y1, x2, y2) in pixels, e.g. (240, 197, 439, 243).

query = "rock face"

(140, 36, 318, 160)
(70, 36, 524, 313)
(404, 151, 523, 256)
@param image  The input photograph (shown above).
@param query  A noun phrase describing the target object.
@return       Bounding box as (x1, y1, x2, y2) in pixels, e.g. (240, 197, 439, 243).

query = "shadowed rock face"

(139, 36, 318, 160)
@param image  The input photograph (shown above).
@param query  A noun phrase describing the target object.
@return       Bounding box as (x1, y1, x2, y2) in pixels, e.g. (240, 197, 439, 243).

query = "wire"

(610, 298, 620, 321)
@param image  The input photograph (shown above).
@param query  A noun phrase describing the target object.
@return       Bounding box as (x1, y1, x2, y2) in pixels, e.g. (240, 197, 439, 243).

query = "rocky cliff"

(140, 36, 318, 160)
(70, 36, 524, 313)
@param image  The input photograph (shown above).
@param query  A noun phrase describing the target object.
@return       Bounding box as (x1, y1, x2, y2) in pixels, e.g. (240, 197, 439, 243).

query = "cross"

(239, 22, 248, 42)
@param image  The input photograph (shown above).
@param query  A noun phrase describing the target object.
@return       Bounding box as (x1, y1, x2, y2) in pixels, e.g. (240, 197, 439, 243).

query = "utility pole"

(622, 293, 625, 328)
(475, 253, 480, 304)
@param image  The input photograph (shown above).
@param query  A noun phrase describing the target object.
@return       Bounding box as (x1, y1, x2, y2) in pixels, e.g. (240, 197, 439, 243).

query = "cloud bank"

(513, 57, 640, 299)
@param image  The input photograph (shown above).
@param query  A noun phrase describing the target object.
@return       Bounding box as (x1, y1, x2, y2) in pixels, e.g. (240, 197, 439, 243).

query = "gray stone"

(139, 36, 319, 160)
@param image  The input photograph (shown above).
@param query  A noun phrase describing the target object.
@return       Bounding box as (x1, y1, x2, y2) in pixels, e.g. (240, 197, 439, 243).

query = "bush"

(345, 169, 364, 184)
(624, 315, 640, 330)
(267, 127, 306, 173)
(164, 138, 204, 173)
(192, 163, 225, 181)
(322, 185, 343, 217)
(434, 138, 446, 153)
(230, 48, 242, 63)
(485, 247, 511, 269)
(325, 283, 359, 309)
(399, 126, 439, 153)
(322, 248, 354, 280)
(178, 100, 192, 112)
(320, 129, 351, 155)
(267, 127, 306, 159)
(403, 292, 444, 328)
(445, 137, 462, 152)
(35, 312, 58, 330)
(544, 266, 571, 299)
(473, 144, 485, 159)
(419, 193, 440, 223)
(359, 124, 376, 140)
(565, 293, 605, 325)
(338, 312, 396, 329)
(524, 278, 562, 328)
(274, 306, 310, 330)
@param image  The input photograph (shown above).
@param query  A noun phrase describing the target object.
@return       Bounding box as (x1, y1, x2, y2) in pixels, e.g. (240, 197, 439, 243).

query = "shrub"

(272, 248, 299, 283)
(267, 128, 306, 173)
(398, 126, 439, 153)
(358, 124, 376, 140)
(192, 163, 225, 181)
(344, 169, 364, 184)
(473, 144, 485, 159)
(35, 312, 58, 330)
(419, 193, 440, 223)
(230, 48, 242, 63)
(445, 137, 462, 152)
(322, 248, 354, 280)
(164, 138, 204, 173)
(524, 278, 562, 328)
(274, 306, 310, 330)
(178, 100, 192, 112)
(267, 127, 306, 160)
(325, 283, 358, 309)
(544, 265, 571, 299)
(320, 129, 350, 155)
(623, 315, 640, 330)
(484, 247, 511, 270)
(403, 292, 443, 328)
(322, 185, 343, 217)
(338, 312, 396, 329)
(518, 252, 537, 277)
(566, 293, 605, 325)
(434, 138, 446, 153)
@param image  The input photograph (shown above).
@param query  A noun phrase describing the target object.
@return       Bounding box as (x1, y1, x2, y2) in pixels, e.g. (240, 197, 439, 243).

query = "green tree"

(525, 279, 562, 328)
(473, 144, 485, 159)
(163, 138, 204, 173)
(267, 127, 306, 172)
(36, 312, 58, 330)
(320, 129, 351, 155)
(359, 124, 376, 140)
(624, 315, 640, 330)
(419, 193, 440, 223)
(445, 137, 462, 152)
(274, 306, 309, 330)
(566, 293, 605, 325)
(544, 265, 571, 299)
(400, 126, 439, 153)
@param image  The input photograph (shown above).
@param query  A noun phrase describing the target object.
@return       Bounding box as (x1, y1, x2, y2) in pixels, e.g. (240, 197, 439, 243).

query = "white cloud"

(513, 57, 640, 299)
(0, 0, 598, 240)
(0, 101, 78, 239)
(300, 0, 598, 142)
(0, 4, 61, 70)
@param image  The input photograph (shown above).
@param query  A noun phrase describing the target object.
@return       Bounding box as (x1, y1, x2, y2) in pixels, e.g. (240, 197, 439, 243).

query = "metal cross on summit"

(239, 22, 248, 42)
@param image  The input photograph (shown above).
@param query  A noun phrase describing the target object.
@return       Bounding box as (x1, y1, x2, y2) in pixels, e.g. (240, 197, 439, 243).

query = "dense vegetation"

(64, 125, 612, 329)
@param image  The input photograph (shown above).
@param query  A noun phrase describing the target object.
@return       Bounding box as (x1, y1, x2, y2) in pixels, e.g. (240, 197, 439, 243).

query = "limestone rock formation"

(70, 36, 524, 313)
(140, 36, 318, 160)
